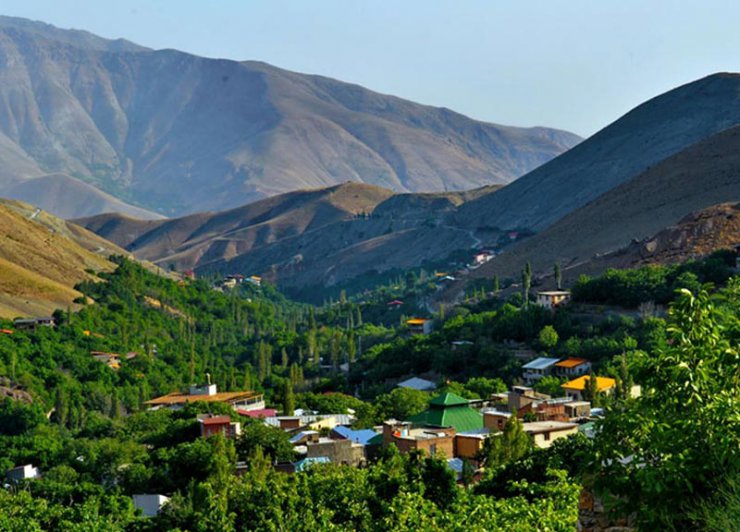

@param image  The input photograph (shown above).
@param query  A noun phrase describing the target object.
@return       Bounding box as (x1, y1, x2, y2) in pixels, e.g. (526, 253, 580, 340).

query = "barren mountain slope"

(458, 125, 740, 290)
(453, 73, 740, 235)
(0, 17, 580, 217)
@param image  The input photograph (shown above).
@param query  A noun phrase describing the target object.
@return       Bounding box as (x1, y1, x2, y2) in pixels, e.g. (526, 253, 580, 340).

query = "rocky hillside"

(456, 125, 740, 293)
(0, 199, 126, 317)
(0, 16, 580, 218)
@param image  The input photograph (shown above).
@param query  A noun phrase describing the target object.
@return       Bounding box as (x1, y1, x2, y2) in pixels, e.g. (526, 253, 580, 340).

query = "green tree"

(480, 416, 532, 469)
(282, 379, 295, 416)
(538, 325, 559, 351)
(534, 375, 564, 397)
(521, 262, 532, 308)
(595, 283, 740, 529)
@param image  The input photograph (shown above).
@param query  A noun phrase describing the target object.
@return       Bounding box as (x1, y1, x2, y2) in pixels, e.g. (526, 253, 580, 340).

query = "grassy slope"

(0, 199, 126, 317)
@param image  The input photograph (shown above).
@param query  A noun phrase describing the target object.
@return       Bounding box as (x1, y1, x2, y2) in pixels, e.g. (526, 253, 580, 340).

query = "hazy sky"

(2, 1, 738, 136)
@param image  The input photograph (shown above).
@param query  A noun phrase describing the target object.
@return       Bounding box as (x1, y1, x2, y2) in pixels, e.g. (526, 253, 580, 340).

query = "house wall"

(454, 435, 484, 459)
(307, 439, 362, 466)
(483, 413, 510, 431)
(531, 426, 578, 449)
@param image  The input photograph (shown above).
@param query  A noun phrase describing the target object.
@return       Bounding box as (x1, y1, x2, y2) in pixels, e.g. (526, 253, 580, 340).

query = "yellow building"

(561, 376, 616, 401)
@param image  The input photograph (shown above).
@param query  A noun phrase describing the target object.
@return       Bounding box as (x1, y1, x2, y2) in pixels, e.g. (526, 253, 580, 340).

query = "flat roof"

(523, 421, 578, 435)
(406, 318, 429, 325)
(144, 390, 262, 406)
(522, 357, 560, 370)
(536, 291, 571, 296)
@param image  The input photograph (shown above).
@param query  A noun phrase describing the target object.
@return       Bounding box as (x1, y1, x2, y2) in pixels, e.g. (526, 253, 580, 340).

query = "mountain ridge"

(0, 17, 580, 218)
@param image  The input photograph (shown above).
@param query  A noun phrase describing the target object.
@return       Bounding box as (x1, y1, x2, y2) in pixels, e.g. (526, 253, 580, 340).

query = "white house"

(6, 464, 40, 482)
(521, 357, 560, 384)
(133, 494, 170, 517)
(535, 291, 571, 310)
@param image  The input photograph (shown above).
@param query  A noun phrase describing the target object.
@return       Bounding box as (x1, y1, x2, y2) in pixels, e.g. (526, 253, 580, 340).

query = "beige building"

(523, 421, 578, 448)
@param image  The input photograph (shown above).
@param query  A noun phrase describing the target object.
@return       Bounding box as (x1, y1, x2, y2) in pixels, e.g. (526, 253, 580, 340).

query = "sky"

(1, 0, 738, 137)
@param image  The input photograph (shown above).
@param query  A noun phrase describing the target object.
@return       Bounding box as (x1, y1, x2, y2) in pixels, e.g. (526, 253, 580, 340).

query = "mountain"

(76, 182, 497, 293)
(0, 17, 580, 218)
(2, 174, 162, 219)
(0, 198, 126, 317)
(453, 73, 740, 234)
(458, 124, 740, 290)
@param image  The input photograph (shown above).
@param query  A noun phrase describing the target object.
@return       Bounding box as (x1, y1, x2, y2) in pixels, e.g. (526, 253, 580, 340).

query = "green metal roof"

(408, 392, 483, 433)
(428, 392, 469, 407)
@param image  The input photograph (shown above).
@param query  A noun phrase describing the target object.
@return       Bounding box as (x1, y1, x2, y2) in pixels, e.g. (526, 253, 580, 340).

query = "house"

(13, 317, 55, 331)
(293, 457, 330, 472)
(183, 270, 196, 280)
(6, 464, 40, 482)
(397, 377, 437, 392)
(264, 414, 355, 432)
(561, 376, 616, 401)
(331, 426, 380, 446)
(197, 414, 241, 438)
(483, 410, 513, 432)
(535, 291, 571, 310)
(246, 275, 262, 287)
(564, 401, 592, 420)
(451, 340, 474, 351)
(554, 358, 592, 378)
(91, 351, 122, 370)
(306, 437, 365, 466)
(521, 357, 560, 383)
(522, 421, 579, 448)
(237, 407, 277, 419)
(454, 430, 489, 460)
(406, 318, 433, 335)
(382, 420, 455, 458)
(144, 383, 265, 411)
(408, 392, 484, 433)
(133, 494, 170, 517)
(472, 251, 494, 265)
(290, 430, 320, 446)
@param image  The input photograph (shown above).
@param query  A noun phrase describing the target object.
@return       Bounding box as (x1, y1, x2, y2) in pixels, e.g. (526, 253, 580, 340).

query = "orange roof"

(561, 376, 616, 392)
(144, 390, 262, 406)
(555, 358, 589, 369)
(406, 318, 428, 325)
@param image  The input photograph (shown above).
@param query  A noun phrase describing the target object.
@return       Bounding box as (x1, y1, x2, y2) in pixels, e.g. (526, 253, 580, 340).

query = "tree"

(493, 275, 500, 295)
(554, 262, 562, 290)
(582, 373, 600, 404)
(521, 262, 532, 308)
(282, 379, 295, 416)
(538, 325, 559, 351)
(375, 388, 429, 421)
(534, 375, 564, 397)
(594, 283, 740, 529)
(480, 416, 532, 469)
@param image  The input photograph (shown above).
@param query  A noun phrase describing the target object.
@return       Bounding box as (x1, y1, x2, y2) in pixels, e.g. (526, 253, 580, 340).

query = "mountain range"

(0, 16, 580, 218)
(77, 73, 740, 299)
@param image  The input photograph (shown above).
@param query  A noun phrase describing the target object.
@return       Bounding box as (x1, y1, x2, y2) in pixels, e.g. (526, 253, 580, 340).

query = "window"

(429, 444, 437, 456)
(544, 432, 551, 441)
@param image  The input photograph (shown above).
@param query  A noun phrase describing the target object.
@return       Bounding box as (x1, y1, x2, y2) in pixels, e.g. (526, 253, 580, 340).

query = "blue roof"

(397, 377, 437, 391)
(331, 426, 379, 445)
(293, 457, 330, 472)
(522, 357, 560, 370)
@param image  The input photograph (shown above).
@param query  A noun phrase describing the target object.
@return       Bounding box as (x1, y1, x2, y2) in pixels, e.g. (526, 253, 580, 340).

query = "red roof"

(387, 300, 404, 306)
(199, 415, 232, 425)
(237, 408, 277, 418)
